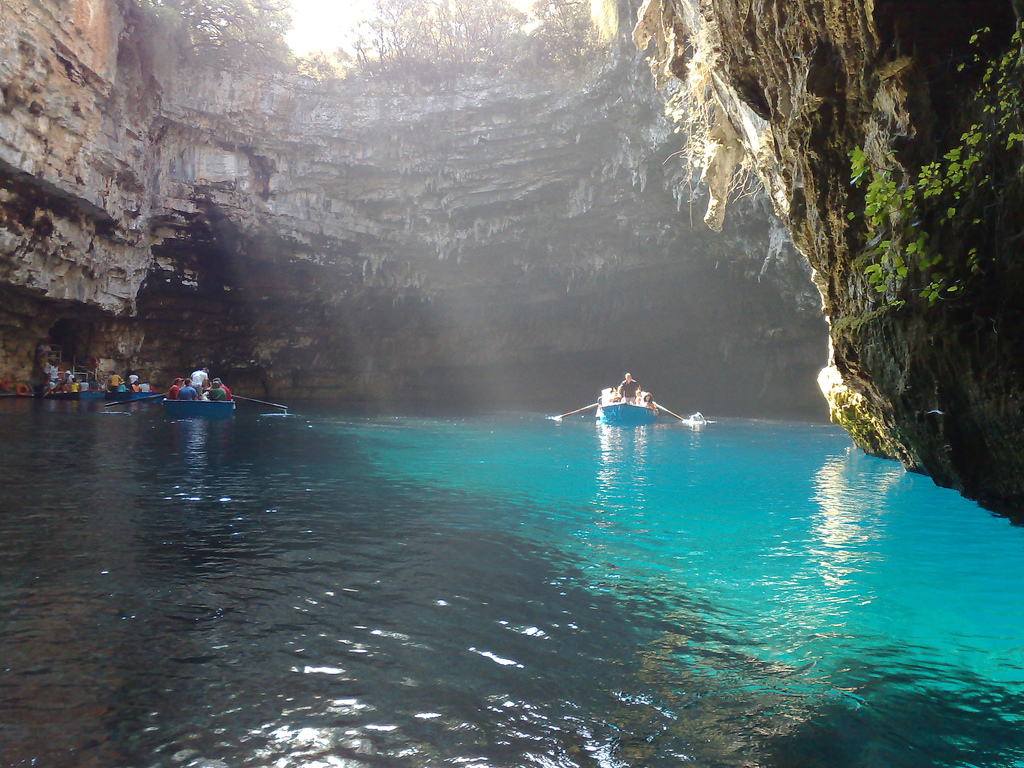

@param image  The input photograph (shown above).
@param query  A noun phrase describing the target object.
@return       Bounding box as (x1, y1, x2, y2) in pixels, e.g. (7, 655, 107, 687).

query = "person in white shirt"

(190, 367, 210, 392)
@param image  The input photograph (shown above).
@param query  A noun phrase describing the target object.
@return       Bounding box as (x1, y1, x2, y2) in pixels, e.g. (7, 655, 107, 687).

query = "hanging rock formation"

(635, 0, 1024, 512)
(0, 0, 825, 414)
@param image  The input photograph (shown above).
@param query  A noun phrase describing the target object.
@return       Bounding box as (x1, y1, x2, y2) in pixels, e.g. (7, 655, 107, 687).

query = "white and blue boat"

(596, 388, 660, 426)
(162, 398, 235, 420)
(597, 402, 658, 426)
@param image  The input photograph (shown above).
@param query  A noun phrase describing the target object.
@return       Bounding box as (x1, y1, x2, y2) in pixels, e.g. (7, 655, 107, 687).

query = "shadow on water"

(0, 408, 1023, 767)
(763, 680, 1024, 768)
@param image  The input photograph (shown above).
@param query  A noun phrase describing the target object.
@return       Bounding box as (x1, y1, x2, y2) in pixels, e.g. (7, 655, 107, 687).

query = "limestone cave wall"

(637, 0, 1024, 511)
(0, 0, 826, 416)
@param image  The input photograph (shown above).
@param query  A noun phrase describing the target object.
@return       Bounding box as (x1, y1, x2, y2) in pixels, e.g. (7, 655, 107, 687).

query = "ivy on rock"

(848, 26, 1024, 308)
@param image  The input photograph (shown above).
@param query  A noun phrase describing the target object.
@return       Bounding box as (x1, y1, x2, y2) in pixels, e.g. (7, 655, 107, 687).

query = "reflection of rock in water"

(764, 669, 1024, 768)
(606, 605, 816, 766)
(611, 532, 1024, 766)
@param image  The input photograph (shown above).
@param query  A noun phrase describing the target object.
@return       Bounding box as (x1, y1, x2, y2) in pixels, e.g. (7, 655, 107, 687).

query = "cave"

(5, 3, 1024, 763)
(46, 317, 91, 367)
(873, 0, 1016, 63)
(871, 0, 1018, 142)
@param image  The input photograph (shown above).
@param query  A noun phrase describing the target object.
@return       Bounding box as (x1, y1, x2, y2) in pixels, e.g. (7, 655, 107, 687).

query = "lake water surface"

(1, 401, 1023, 767)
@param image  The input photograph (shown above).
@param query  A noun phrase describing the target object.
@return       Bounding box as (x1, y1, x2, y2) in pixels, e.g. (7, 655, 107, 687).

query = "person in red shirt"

(207, 378, 232, 401)
(166, 377, 184, 400)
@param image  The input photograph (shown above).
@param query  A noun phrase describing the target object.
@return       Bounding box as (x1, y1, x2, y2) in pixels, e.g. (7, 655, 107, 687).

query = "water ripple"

(1, 411, 1023, 767)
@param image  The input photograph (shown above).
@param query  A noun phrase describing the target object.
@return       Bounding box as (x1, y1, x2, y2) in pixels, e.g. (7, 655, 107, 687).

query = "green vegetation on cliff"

(132, 0, 600, 79)
(135, 0, 293, 67)
(349, 0, 599, 77)
(849, 26, 1024, 310)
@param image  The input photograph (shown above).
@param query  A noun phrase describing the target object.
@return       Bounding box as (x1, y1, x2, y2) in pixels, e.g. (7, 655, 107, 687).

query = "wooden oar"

(550, 402, 599, 420)
(651, 401, 688, 422)
(233, 394, 290, 413)
(103, 392, 166, 407)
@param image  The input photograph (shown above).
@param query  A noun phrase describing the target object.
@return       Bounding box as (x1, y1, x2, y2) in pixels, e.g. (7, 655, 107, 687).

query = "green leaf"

(850, 146, 867, 184)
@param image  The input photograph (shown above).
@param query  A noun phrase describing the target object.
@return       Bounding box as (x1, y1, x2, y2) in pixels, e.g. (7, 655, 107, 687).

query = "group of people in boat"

(41, 369, 95, 395)
(165, 367, 232, 402)
(38, 363, 233, 401)
(601, 372, 658, 412)
(41, 369, 150, 396)
(105, 371, 154, 394)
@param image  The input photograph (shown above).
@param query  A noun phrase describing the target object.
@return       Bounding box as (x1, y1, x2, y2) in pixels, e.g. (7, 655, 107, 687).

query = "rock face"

(0, 0, 825, 416)
(636, 0, 1024, 511)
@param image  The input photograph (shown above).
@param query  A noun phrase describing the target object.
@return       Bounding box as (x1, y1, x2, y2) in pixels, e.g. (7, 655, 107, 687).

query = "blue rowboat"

(162, 398, 235, 420)
(596, 402, 658, 426)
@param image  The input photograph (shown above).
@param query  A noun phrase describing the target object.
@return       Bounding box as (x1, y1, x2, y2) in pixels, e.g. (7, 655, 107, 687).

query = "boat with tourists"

(551, 374, 709, 429)
(596, 387, 660, 425)
(8, 347, 109, 399)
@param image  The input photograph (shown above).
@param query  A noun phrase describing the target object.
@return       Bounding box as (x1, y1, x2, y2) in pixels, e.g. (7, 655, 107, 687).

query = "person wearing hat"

(167, 377, 184, 400)
(207, 378, 231, 401)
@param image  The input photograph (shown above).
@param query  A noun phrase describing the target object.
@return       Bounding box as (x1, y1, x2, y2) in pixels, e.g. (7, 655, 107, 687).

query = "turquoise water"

(1, 403, 1023, 767)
